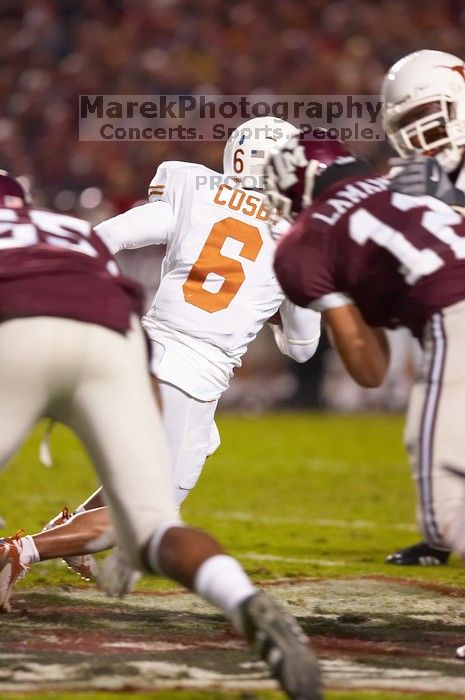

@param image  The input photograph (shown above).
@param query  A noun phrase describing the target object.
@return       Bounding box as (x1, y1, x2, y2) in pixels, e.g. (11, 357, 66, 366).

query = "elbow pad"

(271, 325, 320, 363)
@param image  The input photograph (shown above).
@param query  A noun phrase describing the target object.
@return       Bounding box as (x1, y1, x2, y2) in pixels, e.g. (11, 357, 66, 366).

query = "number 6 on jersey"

(182, 217, 262, 312)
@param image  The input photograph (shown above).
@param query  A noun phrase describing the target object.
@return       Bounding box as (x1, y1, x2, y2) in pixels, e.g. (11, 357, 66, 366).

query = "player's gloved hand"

(96, 547, 141, 597)
(389, 155, 465, 206)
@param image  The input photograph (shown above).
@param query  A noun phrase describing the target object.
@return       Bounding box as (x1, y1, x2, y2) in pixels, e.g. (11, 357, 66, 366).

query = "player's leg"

(26, 379, 221, 588)
(0, 319, 50, 467)
(27, 508, 111, 558)
(37, 374, 162, 574)
(8, 375, 177, 583)
(22, 372, 219, 580)
(404, 307, 465, 557)
(158, 380, 220, 508)
(420, 307, 465, 662)
(69, 320, 322, 699)
(0, 318, 63, 610)
(7, 498, 109, 582)
(63, 374, 161, 521)
(46, 488, 107, 578)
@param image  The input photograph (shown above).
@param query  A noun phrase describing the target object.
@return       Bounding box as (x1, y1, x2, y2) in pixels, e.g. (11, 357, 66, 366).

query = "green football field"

(1, 413, 464, 699)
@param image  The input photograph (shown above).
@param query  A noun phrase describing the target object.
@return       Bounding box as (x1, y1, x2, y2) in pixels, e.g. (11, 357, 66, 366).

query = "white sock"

(145, 521, 185, 572)
(194, 555, 256, 630)
(74, 505, 86, 514)
(20, 536, 40, 565)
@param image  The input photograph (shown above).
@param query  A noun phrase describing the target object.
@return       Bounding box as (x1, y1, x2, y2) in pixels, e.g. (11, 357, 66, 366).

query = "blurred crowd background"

(1, 0, 460, 410)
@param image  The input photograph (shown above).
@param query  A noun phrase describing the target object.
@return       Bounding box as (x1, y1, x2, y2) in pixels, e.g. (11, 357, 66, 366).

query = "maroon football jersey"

(0, 206, 142, 332)
(274, 175, 465, 338)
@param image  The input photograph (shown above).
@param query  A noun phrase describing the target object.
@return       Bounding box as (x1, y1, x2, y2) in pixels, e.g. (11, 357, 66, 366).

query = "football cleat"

(456, 643, 465, 659)
(43, 507, 99, 581)
(43, 506, 71, 531)
(64, 553, 100, 582)
(96, 547, 141, 598)
(386, 540, 451, 566)
(240, 591, 323, 700)
(0, 531, 29, 613)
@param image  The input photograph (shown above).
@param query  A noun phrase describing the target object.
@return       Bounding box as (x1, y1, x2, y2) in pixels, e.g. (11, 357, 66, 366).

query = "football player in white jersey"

(381, 50, 465, 570)
(5, 118, 321, 593)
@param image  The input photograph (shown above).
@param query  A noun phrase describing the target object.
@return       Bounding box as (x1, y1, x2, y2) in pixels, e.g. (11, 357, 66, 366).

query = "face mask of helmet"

(382, 50, 465, 174)
(388, 99, 465, 172)
(265, 145, 322, 222)
(264, 134, 368, 222)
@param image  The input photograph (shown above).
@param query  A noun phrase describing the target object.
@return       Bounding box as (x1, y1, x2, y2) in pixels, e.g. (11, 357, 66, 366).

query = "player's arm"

(323, 304, 390, 387)
(389, 155, 465, 207)
(274, 213, 387, 382)
(95, 162, 177, 254)
(95, 201, 174, 255)
(269, 299, 321, 363)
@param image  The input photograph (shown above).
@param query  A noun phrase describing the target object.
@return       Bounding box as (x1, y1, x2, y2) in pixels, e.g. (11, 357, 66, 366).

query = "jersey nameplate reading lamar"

(276, 175, 465, 338)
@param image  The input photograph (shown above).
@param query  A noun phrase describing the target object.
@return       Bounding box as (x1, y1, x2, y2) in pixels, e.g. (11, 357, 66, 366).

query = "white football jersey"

(96, 161, 319, 400)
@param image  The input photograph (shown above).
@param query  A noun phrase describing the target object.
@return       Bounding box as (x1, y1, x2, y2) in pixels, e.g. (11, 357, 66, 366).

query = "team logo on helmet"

(437, 64, 465, 82)
(270, 136, 309, 189)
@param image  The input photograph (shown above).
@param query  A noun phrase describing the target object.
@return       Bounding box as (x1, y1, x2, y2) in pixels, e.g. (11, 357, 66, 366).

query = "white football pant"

(0, 316, 180, 569)
(158, 380, 220, 508)
(404, 300, 465, 558)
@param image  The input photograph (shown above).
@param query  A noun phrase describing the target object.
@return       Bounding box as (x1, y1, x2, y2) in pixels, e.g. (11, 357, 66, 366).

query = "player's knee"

(173, 435, 208, 490)
(173, 423, 220, 495)
(175, 486, 190, 509)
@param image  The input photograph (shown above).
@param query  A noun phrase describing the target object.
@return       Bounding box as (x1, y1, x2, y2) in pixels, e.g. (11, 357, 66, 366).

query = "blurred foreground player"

(267, 134, 465, 660)
(0, 172, 322, 700)
(381, 48, 465, 566)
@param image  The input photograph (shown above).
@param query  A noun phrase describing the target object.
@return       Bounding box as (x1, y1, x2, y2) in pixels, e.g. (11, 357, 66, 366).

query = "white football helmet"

(223, 116, 298, 188)
(382, 50, 465, 172)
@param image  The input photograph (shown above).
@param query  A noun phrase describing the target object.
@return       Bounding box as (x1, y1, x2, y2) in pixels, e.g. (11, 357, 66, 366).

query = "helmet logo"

(437, 64, 465, 82)
(271, 139, 308, 188)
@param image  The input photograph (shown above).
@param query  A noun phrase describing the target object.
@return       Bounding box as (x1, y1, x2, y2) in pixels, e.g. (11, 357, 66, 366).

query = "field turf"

(1, 413, 464, 698)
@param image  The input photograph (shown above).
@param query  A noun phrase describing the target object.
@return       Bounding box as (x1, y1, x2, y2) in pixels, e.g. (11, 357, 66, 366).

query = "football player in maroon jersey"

(379, 49, 465, 567)
(267, 134, 465, 640)
(0, 172, 322, 700)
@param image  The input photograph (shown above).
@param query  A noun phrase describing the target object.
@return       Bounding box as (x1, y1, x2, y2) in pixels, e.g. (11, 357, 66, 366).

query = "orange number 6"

(183, 217, 262, 312)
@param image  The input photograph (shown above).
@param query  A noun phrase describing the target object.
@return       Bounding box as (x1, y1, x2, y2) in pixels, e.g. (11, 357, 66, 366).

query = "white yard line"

(212, 510, 417, 532)
(241, 551, 346, 567)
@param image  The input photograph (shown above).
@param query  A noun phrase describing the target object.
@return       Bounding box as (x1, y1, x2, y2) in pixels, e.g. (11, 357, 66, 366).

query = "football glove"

(389, 155, 465, 207)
